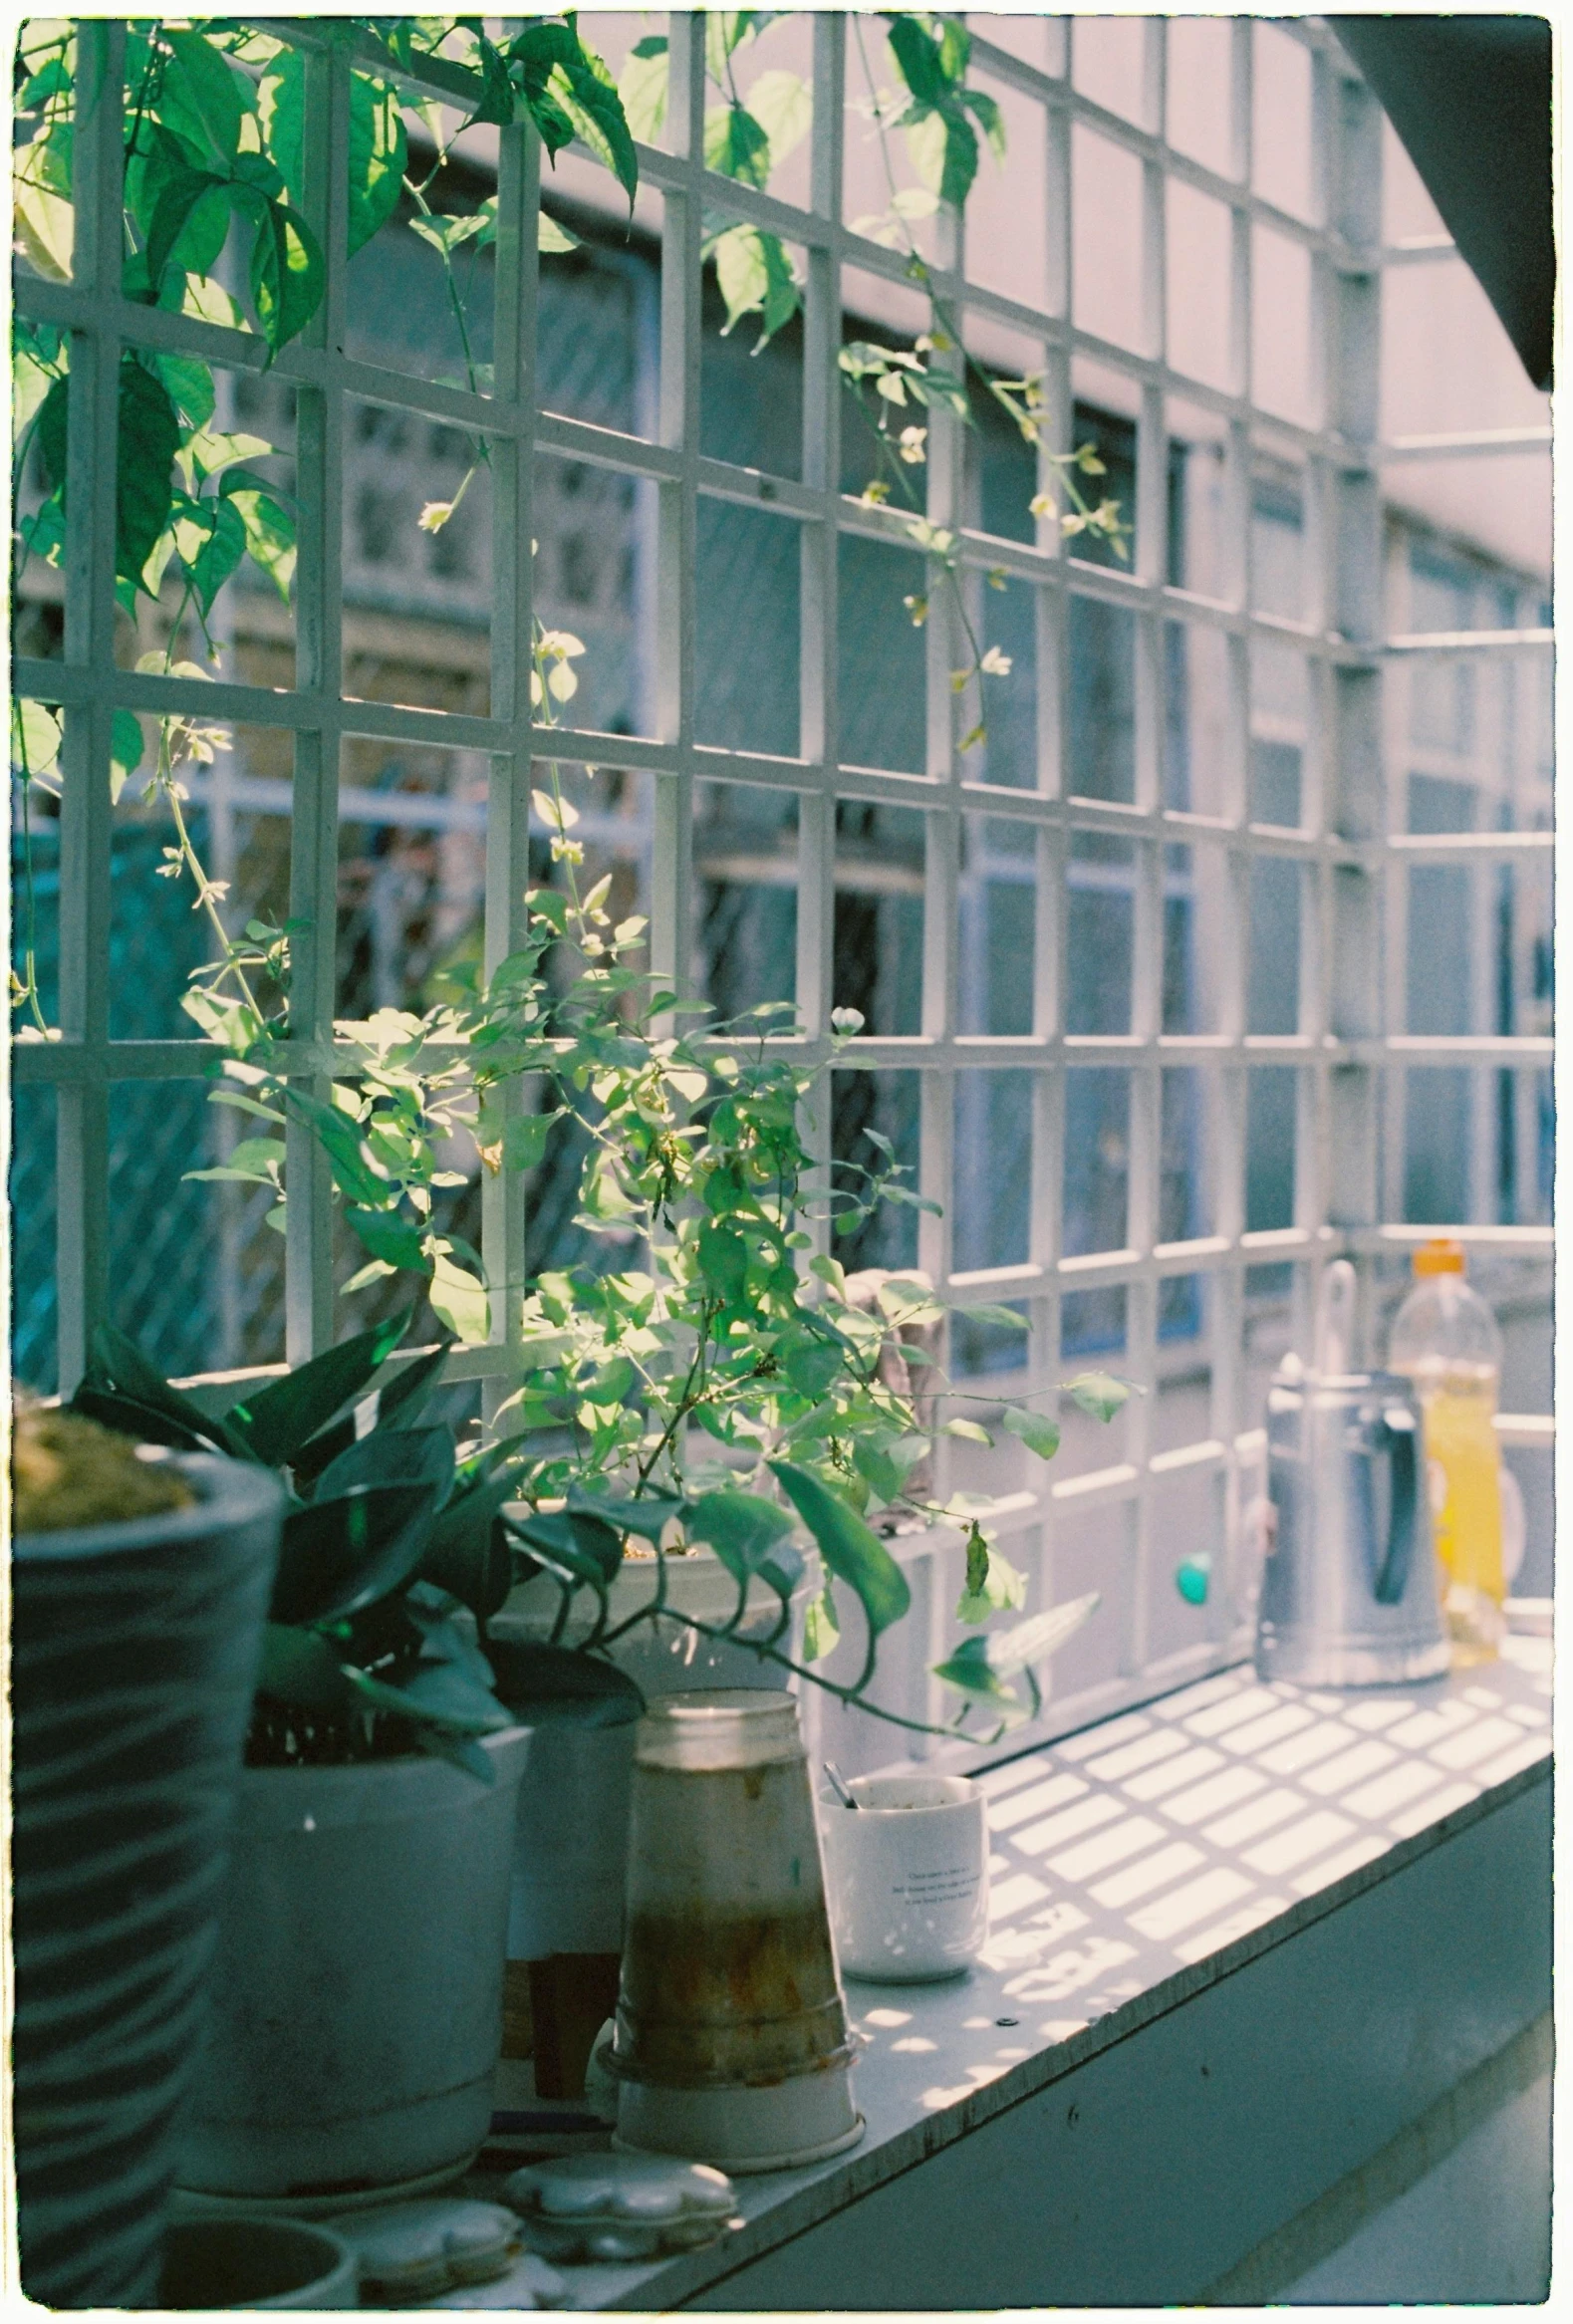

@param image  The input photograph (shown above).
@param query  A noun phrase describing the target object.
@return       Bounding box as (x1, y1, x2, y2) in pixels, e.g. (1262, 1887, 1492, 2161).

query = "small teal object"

(1176, 1555, 1210, 1606)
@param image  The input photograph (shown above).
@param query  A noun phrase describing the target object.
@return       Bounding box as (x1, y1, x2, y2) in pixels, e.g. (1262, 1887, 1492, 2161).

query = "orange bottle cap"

(1412, 1237, 1465, 1277)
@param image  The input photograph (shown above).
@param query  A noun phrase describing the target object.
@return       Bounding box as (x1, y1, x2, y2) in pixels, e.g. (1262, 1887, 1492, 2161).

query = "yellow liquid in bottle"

(1412, 1366, 1504, 1665)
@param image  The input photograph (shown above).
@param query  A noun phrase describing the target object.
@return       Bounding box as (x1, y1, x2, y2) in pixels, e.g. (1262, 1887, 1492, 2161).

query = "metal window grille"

(13, 17, 1553, 1771)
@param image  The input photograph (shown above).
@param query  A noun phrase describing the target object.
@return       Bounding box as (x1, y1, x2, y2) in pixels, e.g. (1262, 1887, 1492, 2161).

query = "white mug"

(820, 1774, 989, 1983)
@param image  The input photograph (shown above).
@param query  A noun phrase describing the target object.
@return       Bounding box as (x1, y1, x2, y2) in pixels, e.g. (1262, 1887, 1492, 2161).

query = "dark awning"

(1331, 15, 1554, 391)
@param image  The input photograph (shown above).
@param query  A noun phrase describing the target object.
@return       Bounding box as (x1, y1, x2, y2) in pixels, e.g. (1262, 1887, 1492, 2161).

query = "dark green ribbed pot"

(11, 1452, 281, 2307)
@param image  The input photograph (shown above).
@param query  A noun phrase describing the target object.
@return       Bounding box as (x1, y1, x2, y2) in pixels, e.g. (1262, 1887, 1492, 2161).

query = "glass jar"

(612, 1690, 863, 2172)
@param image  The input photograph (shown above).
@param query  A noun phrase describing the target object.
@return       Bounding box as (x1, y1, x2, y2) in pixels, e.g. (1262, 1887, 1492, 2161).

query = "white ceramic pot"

(494, 1552, 813, 1964)
(177, 1728, 530, 2202)
(820, 1772, 989, 1982)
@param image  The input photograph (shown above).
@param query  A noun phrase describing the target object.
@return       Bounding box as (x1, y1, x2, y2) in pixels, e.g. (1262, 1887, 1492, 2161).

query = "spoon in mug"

(824, 1760, 860, 1811)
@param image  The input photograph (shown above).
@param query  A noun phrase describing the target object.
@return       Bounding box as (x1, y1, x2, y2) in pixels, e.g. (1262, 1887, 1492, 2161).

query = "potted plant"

(9, 1397, 283, 2305)
(67, 1312, 550, 2205)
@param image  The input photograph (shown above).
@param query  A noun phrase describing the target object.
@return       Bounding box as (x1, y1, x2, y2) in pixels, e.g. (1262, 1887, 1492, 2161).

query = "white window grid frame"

(12, 14, 1553, 1765)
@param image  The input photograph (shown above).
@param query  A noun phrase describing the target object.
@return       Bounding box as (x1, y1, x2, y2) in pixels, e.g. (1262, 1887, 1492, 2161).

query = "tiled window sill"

(451, 1632, 1551, 2311)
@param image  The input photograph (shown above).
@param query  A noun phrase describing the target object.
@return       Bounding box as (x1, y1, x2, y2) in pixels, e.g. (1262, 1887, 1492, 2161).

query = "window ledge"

(461, 1633, 1551, 2311)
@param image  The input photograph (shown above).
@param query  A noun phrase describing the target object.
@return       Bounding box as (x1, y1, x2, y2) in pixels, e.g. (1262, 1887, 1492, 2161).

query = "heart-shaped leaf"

(484, 1641, 646, 1727)
(566, 1483, 688, 1544)
(1003, 1407, 1061, 1461)
(1063, 1372, 1133, 1423)
(769, 1460, 911, 1638)
(685, 1489, 795, 1586)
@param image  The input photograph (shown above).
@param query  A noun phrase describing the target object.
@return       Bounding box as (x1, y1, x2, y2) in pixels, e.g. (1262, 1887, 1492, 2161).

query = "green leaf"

(803, 1578, 840, 1665)
(1003, 1407, 1061, 1461)
(619, 38, 667, 143)
(929, 1635, 1018, 1713)
(184, 494, 248, 618)
(271, 1480, 437, 1625)
(76, 1322, 253, 1459)
(11, 700, 62, 786)
(565, 1483, 688, 1545)
(350, 1645, 512, 1737)
(744, 69, 812, 165)
(985, 1593, 1101, 1678)
(1064, 1371, 1133, 1423)
(224, 483, 297, 602)
(421, 1462, 522, 1620)
(685, 1489, 795, 1586)
(248, 197, 326, 353)
(711, 223, 801, 348)
(160, 30, 249, 169)
(769, 1460, 911, 1638)
(257, 48, 304, 205)
(348, 73, 407, 254)
(225, 1306, 411, 1466)
(696, 1218, 749, 1301)
(941, 1417, 993, 1445)
(117, 357, 181, 592)
(312, 1420, 455, 1513)
(484, 1641, 645, 1728)
(959, 1302, 1030, 1332)
(887, 14, 951, 108)
(143, 163, 231, 296)
(255, 1622, 354, 1713)
(345, 1203, 429, 1274)
(538, 210, 580, 254)
(512, 1507, 626, 1589)
(429, 1247, 490, 1345)
(285, 1090, 388, 1206)
(704, 102, 770, 187)
(151, 351, 216, 429)
(954, 1533, 1028, 1625)
(555, 34, 640, 204)
(782, 1332, 843, 1403)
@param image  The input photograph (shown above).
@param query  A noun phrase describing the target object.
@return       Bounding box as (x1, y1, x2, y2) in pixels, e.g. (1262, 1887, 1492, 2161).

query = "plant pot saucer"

(170, 2151, 481, 2222)
(612, 2117, 865, 2176)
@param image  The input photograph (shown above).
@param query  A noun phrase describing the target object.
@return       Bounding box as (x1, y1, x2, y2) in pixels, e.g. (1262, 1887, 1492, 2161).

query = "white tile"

(1001, 1934, 1139, 2002)
(1461, 1685, 1503, 1708)
(1258, 1720, 1359, 1777)
(978, 1755, 1058, 1800)
(1472, 1734, 1552, 1787)
(1300, 1740, 1399, 1797)
(1387, 1700, 1476, 1749)
(1430, 1715, 1524, 1771)
(1291, 1833, 1388, 1895)
(1342, 1698, 1417, 1730)
(1049, 1815, 1167, 1884)
(1390, 1779, 1477, 1836)
(1508, 1702, 1549, 1730)
(1221, 1704, 1316, 1755)
(1090, 1840, 1206, 1910)
(1130, 1867, 1255, 1941)
(1154, 1672, 1247, 1722)
(1181, 1686, 1281, 1738)
(1242, 1809, 1356, 1876)
(1012, 1794, 1125, 1857)
(1203, 1788, 1304, 1848)
(1083, 1727, 1191, 1782)
(1160, 1764, 1268, 1827)
(987, 1771, 1088, 1831)
(989, 1871, 1052, 1921)
(1342, 1760, 1446, 1820)
(1124, 1745, 1227, 1801)
(1172, 1893, 1290, 1964)
(1058, 1712, 1151, 1762)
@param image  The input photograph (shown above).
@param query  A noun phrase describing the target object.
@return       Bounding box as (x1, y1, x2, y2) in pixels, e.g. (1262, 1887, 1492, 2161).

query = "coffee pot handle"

(1372, 1408, 1419, 1606)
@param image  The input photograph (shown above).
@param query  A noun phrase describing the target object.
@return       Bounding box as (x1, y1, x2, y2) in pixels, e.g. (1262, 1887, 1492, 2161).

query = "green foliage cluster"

(12, 11, 1138, 1750)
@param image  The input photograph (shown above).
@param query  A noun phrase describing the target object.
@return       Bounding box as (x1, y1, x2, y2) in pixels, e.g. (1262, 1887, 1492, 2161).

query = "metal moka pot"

(1254, 1264, 1449, 1688)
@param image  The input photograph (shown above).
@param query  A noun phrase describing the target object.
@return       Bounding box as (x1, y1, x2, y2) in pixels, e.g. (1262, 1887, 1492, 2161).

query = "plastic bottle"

(1389, 1240, 1505, 1663)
